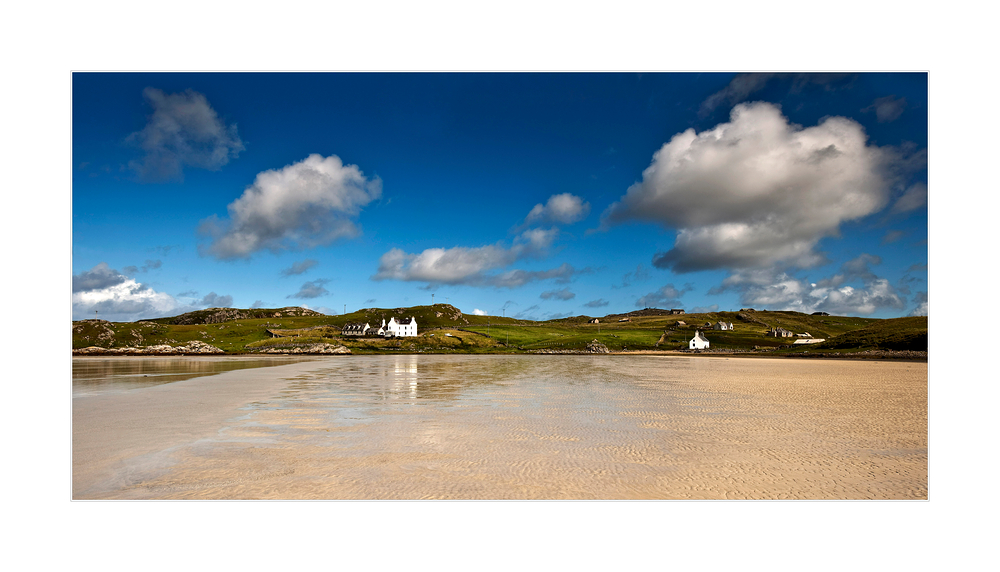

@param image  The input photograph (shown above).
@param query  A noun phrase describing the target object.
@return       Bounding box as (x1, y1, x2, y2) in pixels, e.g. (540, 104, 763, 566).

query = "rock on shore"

(73, 340, 225, 355)
(586, 339, 611, 353)
(253, 344, 352, 355)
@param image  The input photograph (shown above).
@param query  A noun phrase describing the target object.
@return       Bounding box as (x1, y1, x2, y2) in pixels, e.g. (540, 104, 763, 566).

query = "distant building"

(385, 317, 417, 337)
(713, 321, 734, 331)
(675, 320, 687, 327)
(767, 327, 794, 338)
(689, 331, 710, 350)
(588, 318, 600, 324)
(669, 309, 685, 315)
(342, 322, 370, 336)
(618, 317, 631, 322)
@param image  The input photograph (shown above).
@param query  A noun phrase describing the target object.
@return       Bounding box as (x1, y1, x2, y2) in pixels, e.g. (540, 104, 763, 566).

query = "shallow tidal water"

(73, 355, 927, 500)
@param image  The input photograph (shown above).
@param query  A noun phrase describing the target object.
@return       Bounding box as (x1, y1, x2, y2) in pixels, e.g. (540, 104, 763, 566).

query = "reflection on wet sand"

(72, 356, 316, 397)
(74, 355, 927, 500)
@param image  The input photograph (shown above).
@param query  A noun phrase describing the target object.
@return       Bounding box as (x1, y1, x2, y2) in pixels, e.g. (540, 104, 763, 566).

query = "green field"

(72, 304, 926, 355)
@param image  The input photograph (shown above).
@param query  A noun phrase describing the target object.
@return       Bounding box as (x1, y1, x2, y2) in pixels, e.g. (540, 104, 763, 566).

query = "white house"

(385, 317, 417, 337)
(713, 321, 734, 331)
(689, 330, 710, 350)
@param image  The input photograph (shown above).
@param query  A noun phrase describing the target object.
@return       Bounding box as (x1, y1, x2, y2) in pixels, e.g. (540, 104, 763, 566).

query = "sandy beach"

(73, 355, 927, 499)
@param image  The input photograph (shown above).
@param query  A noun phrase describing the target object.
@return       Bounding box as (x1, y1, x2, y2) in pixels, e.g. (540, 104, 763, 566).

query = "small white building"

(385, 317, 417, 337)
(713, 321, 734, 331)
(689, 330, 710, 350)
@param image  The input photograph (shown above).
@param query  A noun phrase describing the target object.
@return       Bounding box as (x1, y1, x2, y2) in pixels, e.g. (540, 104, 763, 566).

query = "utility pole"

(432, 293, 435, 306)
(344, 304, 346, 316)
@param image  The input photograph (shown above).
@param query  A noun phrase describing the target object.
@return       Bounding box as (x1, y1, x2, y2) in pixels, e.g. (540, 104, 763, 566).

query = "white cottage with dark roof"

(689, 330, 710, 350)
(342, 322, 371, 336)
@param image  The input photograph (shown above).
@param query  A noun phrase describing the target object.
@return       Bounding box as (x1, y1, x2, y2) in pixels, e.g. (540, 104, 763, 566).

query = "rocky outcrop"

(252, 344, 351, 355)
(73, 319, 117, 345)
(586, 339, 610, 353)
(73, 340, 224, 355)
(161, 306, 325, 325)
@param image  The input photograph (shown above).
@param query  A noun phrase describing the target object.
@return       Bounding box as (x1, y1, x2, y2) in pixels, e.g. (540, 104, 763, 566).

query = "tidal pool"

(73, 355, 927, 500)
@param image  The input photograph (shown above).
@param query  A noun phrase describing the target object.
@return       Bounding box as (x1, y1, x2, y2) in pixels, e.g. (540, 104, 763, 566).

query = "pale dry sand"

(73, 355, 927, 500)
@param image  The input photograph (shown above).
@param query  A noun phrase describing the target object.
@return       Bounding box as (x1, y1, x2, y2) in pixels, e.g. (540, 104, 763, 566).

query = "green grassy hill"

(804, 317, 928, 351)
(72, 305, 926, 355)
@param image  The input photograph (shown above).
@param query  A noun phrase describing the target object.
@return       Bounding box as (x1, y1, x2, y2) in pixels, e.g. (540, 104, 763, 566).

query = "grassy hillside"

(801, 317, 928, 352)
(72, 305, 925, 355)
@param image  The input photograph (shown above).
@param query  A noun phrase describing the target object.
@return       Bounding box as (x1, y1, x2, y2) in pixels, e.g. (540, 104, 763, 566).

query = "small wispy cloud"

(281, 259, 318, 277)
(540, 288, 575, 301)
(287, 279, 331, 299)
(863, 95, 907, 123)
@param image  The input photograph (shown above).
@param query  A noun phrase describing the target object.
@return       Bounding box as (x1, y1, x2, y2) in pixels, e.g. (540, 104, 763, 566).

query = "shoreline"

(73, 349, 927, 361)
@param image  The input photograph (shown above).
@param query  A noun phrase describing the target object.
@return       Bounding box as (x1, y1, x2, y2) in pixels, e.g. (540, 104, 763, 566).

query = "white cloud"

(602, 102, 909, 273)
(717, 260, 906, 316)
(472, 308, 488, 316)
(199, 154, 382, 259)
(522, 193, 590, 226)
(73, 263, 180, 322)
(74, 263, 239, 321)
(127, 88, 244, 182)
(370, 228, 567, 287)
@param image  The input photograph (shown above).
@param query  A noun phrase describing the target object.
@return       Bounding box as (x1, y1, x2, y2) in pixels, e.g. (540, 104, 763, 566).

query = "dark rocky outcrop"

(73, 340, 225, 355)
(586, 339, 610, 353)
(252, 344, 351, 355)
(155, 307, 325, 326)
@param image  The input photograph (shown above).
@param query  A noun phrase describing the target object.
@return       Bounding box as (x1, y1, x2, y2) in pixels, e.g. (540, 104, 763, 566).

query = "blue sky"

(72, 72, 927, 322)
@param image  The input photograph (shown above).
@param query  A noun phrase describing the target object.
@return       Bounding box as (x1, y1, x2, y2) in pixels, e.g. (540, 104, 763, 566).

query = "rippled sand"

(73, 355, 927, 499)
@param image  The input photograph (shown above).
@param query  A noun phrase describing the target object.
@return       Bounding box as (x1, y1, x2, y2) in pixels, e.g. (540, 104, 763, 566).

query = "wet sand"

(73, 355, 927, 499)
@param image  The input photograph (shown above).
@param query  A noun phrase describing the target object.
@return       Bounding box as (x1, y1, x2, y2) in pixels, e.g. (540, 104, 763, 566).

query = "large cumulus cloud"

(602, 102, 909, 273)
(199, 154, 382, 259)
(127, 88, 244, 182)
